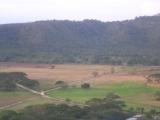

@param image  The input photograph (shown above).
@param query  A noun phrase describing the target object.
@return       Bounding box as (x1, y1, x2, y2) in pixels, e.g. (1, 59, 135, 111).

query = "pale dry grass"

(0, 63, 156, 88)
(90, 74, 146, 85)
(0, 64, 119, 81)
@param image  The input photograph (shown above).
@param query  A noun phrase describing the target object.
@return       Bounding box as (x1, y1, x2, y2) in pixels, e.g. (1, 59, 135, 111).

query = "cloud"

(140, 1, 160, 15)
(0, 0, 160, 24)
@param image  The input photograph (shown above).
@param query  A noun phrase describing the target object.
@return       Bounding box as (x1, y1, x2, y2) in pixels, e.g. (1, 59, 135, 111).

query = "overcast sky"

(0, 0, 160, 24)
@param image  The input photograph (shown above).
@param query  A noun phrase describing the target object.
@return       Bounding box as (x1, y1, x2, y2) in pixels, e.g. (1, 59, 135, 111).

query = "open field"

(0, 63, 150, 89)
(0, 91, 32, 108)
(0, 62, 160, 111)
(47, 81, 160, 110)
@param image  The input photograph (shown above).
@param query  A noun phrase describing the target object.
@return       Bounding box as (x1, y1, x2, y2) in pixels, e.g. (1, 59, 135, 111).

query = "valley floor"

(0, 63, 160, 111)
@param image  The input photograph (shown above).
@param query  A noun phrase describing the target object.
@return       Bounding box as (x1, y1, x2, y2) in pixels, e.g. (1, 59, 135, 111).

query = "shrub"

(65, 98, 71, 102)
(81, 83, 90, 89)
(55, 81, 68, 89)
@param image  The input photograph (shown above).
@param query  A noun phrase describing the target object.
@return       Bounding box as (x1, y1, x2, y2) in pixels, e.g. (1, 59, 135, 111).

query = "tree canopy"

(0, 16, 160, 65)
(0, 72, 39, 91)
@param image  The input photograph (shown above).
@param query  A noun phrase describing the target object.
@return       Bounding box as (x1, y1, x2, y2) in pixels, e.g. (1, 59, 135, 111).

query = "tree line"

(0, 72, 39, 91)
(0, 16, 160, 65)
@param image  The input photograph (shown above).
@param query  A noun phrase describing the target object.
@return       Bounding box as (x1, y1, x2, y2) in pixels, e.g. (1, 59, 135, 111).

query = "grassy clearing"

(47, 81, 160, 109)
(0, 91, 31, 98)
(7, 96, 60, 111)
(0, 90, 33, 109)
(0, 91, 62, 111)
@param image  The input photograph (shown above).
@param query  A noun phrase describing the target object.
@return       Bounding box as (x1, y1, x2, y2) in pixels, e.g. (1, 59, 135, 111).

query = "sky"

(0, 0, 160, 24)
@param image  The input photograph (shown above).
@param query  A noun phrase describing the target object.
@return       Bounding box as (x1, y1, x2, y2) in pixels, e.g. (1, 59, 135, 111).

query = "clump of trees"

(0, 93, 130, 120)
(0, 78, 16, 91)
(81, 83, 90, 89)
(0, 72, 39, 91)
(55, 80, 68, 89)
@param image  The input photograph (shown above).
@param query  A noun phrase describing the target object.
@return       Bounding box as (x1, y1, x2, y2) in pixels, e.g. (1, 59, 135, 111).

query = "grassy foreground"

(47, 81, 160, 109)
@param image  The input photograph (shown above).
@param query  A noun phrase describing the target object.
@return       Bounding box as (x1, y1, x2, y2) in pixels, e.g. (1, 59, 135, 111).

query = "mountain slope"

(0, 16, 160, 65)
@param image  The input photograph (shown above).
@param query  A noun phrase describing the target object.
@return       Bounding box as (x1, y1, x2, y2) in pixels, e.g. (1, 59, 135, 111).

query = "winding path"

(0, 72, 105, 110)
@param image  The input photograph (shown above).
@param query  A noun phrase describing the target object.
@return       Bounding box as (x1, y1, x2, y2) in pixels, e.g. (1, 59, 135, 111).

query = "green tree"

(81, 83, 90, 89)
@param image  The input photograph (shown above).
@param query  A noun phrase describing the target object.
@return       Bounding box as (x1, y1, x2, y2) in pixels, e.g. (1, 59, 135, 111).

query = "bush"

(55, 81, 68, 89)
(65, 98, 71, 102)
(81, 83, 90, 89)
(55, 81, 65, 85)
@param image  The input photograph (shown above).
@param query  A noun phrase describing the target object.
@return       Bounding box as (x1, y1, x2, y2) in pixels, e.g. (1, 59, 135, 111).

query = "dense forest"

(0, 15, 160, 65)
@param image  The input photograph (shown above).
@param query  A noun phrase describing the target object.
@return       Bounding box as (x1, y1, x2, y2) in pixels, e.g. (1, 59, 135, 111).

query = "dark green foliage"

(0, 78, 16, 91)
(18, 79, 39, 89)
(0, 16, 160, 65)
(55, 81, 68, 89)
(86, 93, 125, 110)
(84, 93, 128, 120)
(0, 72, 39, 91)
(0, 93, 129, 120)
(55, 81, 66, 85)
(0, 110, 18, 120)
(81, 83, 90, 89)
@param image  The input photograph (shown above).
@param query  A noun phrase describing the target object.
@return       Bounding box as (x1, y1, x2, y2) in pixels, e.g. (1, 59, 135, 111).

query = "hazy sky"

(0, 0, 160, 24)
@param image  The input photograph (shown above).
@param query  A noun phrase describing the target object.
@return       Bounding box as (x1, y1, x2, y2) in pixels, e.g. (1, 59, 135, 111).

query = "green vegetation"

(0, 91, 32, 98)
(47, 82, 160, 109)
(0, 72, 39, 91)
(0, 93, 131, 120)
(55, 81, 68, 89)
(0, 91, 34, 110)
(0, 16, 160, 65)
(0, 66, 160, 118)
(81, 83, 90, 89)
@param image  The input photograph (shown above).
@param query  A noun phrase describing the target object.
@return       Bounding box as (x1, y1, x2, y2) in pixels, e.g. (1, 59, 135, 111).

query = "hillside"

(0, 15, 160, 65)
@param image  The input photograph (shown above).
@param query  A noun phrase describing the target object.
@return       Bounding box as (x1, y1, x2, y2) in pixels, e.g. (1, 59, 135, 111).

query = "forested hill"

(0, 15, 160, 65)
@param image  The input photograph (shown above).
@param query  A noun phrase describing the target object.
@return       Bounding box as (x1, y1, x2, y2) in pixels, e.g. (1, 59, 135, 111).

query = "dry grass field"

(0, 63, 150, 89)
